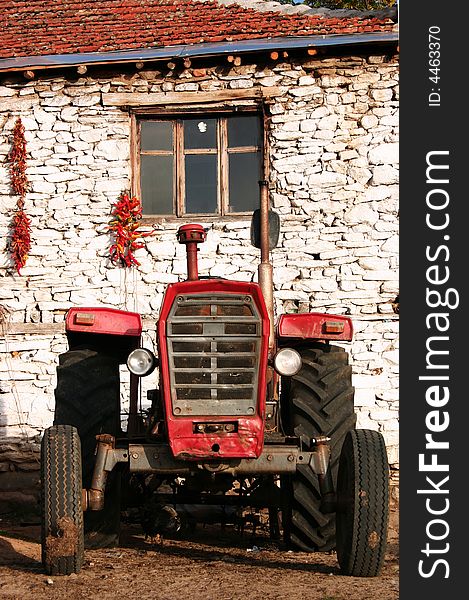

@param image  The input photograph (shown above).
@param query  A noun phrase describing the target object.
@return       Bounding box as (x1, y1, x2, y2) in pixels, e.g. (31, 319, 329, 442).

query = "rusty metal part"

(177, 224, 207, 281)
(259, 180, 269, 265)
(313, 435, 331, 445)
(258, 263, 274, 349)
(87, 435, 115, 511)
(83, 438, 334, 511)
(83, 435, 128, 512)
(311, 436, 336, 513)
(81, 489, 88, 512)
(258, 180, 275, 352)
(86, 488, 105, 511)
(127, 443, 319, 476)
(309, 437, 331, 475)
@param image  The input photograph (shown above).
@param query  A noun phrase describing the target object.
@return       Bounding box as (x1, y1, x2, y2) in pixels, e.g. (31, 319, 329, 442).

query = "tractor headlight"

(273, 348, 302, 377)
(127, 348, 157, 377)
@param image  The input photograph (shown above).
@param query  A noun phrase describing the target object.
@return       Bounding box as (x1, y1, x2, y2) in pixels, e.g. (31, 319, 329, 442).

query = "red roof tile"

(0, 0, 395, 60)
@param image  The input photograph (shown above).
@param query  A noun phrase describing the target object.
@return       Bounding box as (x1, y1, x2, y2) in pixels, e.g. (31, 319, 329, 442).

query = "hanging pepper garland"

(8, 117, 31, 274)
(10, 210, 31, 274)
(108, 192, 153, 267)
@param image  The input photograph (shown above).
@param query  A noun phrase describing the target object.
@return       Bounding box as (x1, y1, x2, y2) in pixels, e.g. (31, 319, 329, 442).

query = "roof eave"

(0, 31, 398, 74)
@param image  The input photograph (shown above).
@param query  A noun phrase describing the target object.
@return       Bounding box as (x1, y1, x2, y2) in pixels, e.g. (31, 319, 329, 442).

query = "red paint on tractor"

(277, 312, 353, 342)
(157, 278, 269, 460)
(66, 307, 142, 336)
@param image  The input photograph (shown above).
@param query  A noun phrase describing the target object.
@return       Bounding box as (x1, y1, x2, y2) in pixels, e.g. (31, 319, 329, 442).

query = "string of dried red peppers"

(109, 193, 152, 267)
(8, 117, 31, 275)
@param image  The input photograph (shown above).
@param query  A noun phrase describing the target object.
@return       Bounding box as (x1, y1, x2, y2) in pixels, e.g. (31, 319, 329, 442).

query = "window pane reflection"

(141, 155, 173, 214)
(185, 155, 217, 214)
(141, 121, 173, 151)
(228, 152, 260, 213)
(228, 116, 260, 148)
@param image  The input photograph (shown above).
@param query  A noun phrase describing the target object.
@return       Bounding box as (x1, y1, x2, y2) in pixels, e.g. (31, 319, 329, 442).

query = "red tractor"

(41, 183, 389, 577)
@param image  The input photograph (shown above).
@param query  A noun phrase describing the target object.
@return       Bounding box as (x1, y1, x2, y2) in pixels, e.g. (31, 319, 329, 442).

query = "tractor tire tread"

(336, 429, 389, 577)
(41, 424, 84, 576)
(283, 344, 356, 552)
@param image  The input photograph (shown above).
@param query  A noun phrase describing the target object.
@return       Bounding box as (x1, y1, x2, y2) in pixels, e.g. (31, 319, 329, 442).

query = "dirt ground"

(0, 507, 399, 600)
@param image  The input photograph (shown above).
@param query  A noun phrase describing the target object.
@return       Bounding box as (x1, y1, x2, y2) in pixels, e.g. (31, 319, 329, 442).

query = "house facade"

(0, 0, 399, 508)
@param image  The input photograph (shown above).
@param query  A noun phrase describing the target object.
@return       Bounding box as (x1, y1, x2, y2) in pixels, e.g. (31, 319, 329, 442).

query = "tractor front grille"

(166, 294, 262, 416)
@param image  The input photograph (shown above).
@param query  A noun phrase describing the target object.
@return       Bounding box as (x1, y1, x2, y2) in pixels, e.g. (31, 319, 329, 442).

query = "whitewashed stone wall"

(0, 52, 399, 489)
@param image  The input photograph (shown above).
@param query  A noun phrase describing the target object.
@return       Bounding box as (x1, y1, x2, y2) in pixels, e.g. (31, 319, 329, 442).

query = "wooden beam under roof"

(102, 87, 283, 106)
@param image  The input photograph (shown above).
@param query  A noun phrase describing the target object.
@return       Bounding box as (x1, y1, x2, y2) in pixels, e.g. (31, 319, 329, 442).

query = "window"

(136, 113, 263, 217)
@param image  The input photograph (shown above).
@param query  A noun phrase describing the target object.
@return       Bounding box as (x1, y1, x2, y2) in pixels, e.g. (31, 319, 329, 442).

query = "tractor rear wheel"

(54, 348, 121, 548)
(41, 425, 84, 575)
(281, 344, 356, 551)
(336, 428, 389, 577)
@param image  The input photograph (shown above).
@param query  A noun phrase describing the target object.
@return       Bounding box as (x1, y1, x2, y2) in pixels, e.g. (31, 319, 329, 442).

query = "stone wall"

(0, 51, 399, 495)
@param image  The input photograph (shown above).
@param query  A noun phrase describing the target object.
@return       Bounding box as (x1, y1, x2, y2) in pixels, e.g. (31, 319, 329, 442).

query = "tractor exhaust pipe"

(177, 224, 207, 281)
(258, 180, 275, 351)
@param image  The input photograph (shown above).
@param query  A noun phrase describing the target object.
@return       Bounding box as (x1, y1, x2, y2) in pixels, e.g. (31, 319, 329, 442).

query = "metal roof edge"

(0, 31, 398, 74)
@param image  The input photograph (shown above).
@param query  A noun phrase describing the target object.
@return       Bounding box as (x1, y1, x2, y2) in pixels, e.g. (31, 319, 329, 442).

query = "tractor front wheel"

(336, 428, 390, 577)
(41, 425, 84, 575)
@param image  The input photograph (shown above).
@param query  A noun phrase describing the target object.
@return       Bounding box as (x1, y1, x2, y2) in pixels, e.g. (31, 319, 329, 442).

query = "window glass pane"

(228, 116, 261, 148)
(228, 152, 260, 213)
(141, 121, 172, 151)
(141, 155, 173, 214)
(185, 155, 217, 214)
(184, 118, 217, 149)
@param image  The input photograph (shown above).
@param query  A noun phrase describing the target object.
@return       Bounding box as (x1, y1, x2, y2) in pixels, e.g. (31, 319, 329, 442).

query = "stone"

(339, 150, 358, 161)
(360, 114, 379, 129)
(368, 143, 399, 165)
(309, 106, 329, 119)
(343, 204, 379, 225)
(380, 235, 399, 253)
(371, 88, 393, 102)
(363, 186, 390, 202)
(229, 79, 253, 89)
(348, 166, 372, 185)
(298, 75, 316, 86)
(372, 165, 399, 185)
(59, 107, 79, 123)
(1, 97, 37, 112)
(359, 257, 389, 270)
(0, 86, 15, 97)
(72, 94, 101, 106)
(43, 94, 71, 107)
(341, 92, 356, 104)
(289, 85, 321, 97)
(308, 171, 347, 187)
(318, 114, 338, 130)
(44, 171, 79, 183)
(146, 241, 176, 258)
(273, 267, 300, 285)
(94, 140, 129, 161)
(94, 177, 130, 193)
(78, 129, 105, 143)
(31, 180, 56, 194)
(363, 270, 399, 281)
(321, 75, 348, 87)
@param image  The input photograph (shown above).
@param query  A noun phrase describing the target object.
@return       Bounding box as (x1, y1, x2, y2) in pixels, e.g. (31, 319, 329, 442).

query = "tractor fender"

(277, 313, 353, 342)
(66, 307, 142, 337)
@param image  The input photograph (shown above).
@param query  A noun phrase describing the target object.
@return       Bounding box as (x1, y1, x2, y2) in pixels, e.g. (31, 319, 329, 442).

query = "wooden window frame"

(131, 105, 269, 222)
